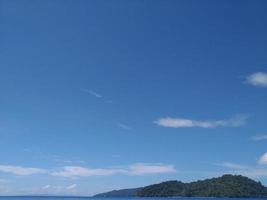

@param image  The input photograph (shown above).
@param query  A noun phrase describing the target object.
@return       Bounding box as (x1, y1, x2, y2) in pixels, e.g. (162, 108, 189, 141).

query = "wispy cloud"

(251, 135, 267, 141)
(51, 163, 176, 178)
(118, 123, 132, 130)
(0, 165, 47, 176)
(246, 72, 267, 87)
(80, 88, 102, 98)
(154, 115, 248, 128)
(215, 162, 249, 170)
(66, 184, 77, 190)
(81, 88, 113, 104)
(258, 152, 267, 164)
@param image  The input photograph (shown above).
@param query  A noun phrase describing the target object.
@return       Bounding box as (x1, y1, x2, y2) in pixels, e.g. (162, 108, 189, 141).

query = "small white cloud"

(128, 163, 176, 175)
(154, 115, 248, 128)
(258, 152, 267, 164)
(81, 88, 102, 98)
(66, 184, 77, 190)
(246, 72, 267, 87)
(118, 123, 131, 130)
(155, 118, 194, 128)
(252, 135, 267, 141)
(0, 165, 47, 176)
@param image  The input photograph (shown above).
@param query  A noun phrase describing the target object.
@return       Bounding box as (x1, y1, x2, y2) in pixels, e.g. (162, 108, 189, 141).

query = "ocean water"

(0, 198, 267, 200)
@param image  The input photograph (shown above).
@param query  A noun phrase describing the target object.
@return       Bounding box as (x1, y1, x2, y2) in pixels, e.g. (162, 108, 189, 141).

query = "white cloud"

(0, 165, 47, 176)
(154, 115, 248, 128)
(66, 184, 77, 190)
(81, 88, 102, 98)
(155, 118, 194, 128)
(258, 152, 267, 164)
(252, 135, 267, 141)
(51, 166, 126, 178)
(51, 163, 176, 178)
(128, 163, 176, 175)
(246, 72, 267, 87)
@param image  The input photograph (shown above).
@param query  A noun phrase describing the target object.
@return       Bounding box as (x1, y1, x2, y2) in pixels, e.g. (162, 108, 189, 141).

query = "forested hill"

(94, 174, 267, 198)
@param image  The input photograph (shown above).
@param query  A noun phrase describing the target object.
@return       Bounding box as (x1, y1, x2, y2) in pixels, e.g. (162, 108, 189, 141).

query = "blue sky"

(1, 0, 267, 196)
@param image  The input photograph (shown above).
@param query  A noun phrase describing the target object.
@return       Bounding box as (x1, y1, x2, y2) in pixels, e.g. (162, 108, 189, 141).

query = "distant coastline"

(1, 175, 267, 199)
(94, 174, 267, 198)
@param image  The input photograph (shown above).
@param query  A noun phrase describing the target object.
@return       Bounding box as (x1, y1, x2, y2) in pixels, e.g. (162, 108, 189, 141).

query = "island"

(94, 174, 267, 198)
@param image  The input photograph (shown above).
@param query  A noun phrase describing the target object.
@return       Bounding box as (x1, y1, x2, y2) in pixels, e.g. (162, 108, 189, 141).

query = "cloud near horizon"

(154, 115, 248, 128)
(38, 184, 78, 195)
(0, 163, 176, 178)
(246, 72, 267, 87)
